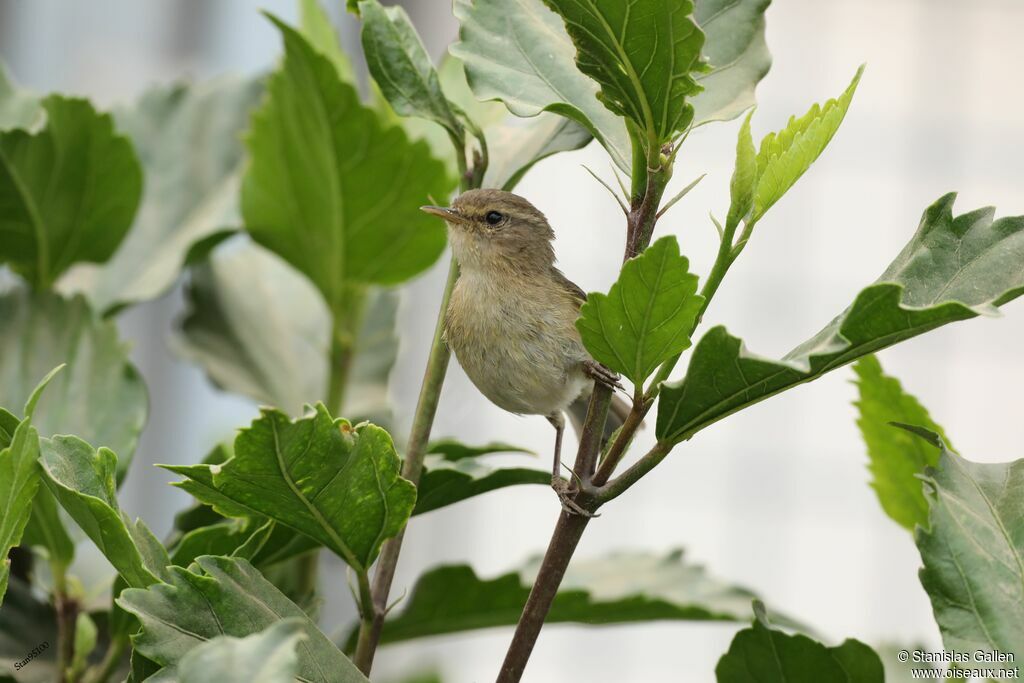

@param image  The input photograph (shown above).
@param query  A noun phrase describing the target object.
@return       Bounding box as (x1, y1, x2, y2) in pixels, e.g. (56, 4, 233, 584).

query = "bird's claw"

(551, 476, 599, 518)
(583, 360, 625, 391)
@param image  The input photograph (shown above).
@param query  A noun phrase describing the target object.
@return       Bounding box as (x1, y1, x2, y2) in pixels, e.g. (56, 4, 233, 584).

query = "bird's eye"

(485, 211, 504, 226)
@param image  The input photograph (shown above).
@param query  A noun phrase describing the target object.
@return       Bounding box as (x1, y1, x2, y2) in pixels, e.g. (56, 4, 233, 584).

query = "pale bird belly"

(455, 340, 588, 416)
(447, 271, 590, 416)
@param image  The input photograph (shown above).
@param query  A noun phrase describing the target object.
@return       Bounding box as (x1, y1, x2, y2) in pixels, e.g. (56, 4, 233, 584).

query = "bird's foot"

(551, 476, 599, 518)
(582, 360, 624, 391)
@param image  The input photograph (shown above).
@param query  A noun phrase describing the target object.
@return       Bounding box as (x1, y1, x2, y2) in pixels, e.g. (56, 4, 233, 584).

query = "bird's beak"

(420, 205, 464, 224)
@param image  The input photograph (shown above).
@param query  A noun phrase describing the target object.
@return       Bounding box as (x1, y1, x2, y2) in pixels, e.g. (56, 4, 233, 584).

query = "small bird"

(421, 189, 630, 513)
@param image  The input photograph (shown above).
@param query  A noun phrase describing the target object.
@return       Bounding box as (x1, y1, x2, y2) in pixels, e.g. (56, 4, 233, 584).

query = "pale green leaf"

(164, 404, 415, 571)
(540, 0, 706, 144)
(299, 0, 356, 84)
(426, 440, 532, 462)
(906, 427, 1024, 658)
(68, 612, 98, 681)
(174, 237, 398, 425)
(398, 54, 593, 190)
(415, 454, 548, 515)
(0, 96, 142, 288)
(176, 619, 306, 683)
(716, 602, 883, 682)
(242, 15, 452, 314)
(118, 555, 368, 683)
(0, 413, 41, 606)
(360, 0, 463, 138)
(0, 289, 148, 478)
(752, 66, 862, 223)
(853, 356, 950, 532)
(451, 0, 631, 169)
(577, 235, 703, 385)
(691, 0, 772, 127)
(486, 115, 592, 191)
(168, 519, 260, 568)
(0, 367, 60, 605)
(0, 64, 40, 130)
(59, 77, 263, 313)
(21, 486, 75, 569)
(452, 0, 769, 172)
(658, 194, 1024, 442)
(38, 435, 170, 588)
(727, 108, 756, 230)
(358, 550, 790, 647)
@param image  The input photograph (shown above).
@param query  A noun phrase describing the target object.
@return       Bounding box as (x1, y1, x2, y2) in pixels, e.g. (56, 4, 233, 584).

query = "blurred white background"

(2, 0, 1022, 681)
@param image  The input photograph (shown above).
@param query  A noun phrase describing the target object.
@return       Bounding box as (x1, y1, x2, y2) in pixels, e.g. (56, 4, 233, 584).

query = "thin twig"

(496, 383, 609, 682)
(656, 173, 706, 219)
(611, 163, 630, 200)
(359, 258, 459, 672)
(582, 165, 628, 215)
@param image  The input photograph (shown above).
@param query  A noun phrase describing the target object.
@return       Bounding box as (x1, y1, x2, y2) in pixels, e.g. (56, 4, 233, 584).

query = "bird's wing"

(552, 268, 587, 308)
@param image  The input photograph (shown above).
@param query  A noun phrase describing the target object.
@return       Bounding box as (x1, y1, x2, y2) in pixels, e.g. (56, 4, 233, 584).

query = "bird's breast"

(445, 271, 588, 416)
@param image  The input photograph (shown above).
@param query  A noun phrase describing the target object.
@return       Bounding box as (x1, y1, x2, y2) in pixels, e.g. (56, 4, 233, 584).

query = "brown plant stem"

(353, 117, 488, 676)
(496, 510, 591, 683)
(495, 385, 609, 683)
(498, 138, 676, 681)
(592, 398, 648, 487)
(357, 257, 460, 674)
(53, 566, 78, 683)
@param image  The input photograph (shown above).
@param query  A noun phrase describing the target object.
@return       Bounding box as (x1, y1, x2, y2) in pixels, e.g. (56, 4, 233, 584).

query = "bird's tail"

(566, 391, 635, 444)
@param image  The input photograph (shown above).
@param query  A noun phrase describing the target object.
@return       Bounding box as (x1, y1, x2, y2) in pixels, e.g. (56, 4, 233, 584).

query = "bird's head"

(421, 189, 555, 273)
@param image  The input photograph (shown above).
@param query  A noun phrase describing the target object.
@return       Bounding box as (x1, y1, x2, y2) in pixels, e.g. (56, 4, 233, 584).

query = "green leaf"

(21, 485, 75, 569)
(415, 454, 549, 515)
(452, 0, 768, 171)
(0, 95, 142, 288)
(398, 54, 592, 191)
(174, 238, 399, 425)
(164, 404, 415, 571)
(175, 619, 306, 683)
(540, 0, 706, 145)
(0, 64, 41, 130)
(485, 115, 592, 191)
(657, 194, 1024, 443)
(0, 366, 59, 604)
(168, 519, 265, 568)
(716, 602, 883, 683)
(59, 77, 263, 313)
(170, 442, 533, 559)
(117, 555, 367, 682)
(128, 654, 164, 683)
(299, 0, 357, 84)
(905, 428, 1024, 657)
(360, 0, 463, 139)
(0, 411, 42, 607)
(426, 440, 532, 462)
(853, 356, 950, 532)
(451, 0, 631, 169)
(726, 109, 757, 230)
(242, 15, 452, 314)
(68, 612, 98, 681)
(361, 549, 786, 647)
(577, 236, 704, 386)
(751, 66, 862, 223)
(38, 435, 170, 588)
(691, 0, 772, 127)
(0, 289, 148, 478)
